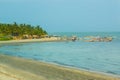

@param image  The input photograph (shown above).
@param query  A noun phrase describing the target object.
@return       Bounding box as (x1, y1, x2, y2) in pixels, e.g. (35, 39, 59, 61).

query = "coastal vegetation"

(0, 22, 47, 40)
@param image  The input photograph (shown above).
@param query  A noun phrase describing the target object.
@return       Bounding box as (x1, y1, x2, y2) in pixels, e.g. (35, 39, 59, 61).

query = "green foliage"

(0, 22, 47, 40)
(0, 37, 12, 41)
(0, 35, 13, 41)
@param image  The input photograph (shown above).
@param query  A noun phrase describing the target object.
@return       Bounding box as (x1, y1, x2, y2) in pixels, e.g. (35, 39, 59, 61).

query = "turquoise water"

(0, 32, 120, 76)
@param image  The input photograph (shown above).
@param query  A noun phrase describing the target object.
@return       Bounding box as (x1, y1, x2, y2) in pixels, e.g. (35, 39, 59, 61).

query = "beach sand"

(0, 54, 120, 80)
(0, 37, 62, 44)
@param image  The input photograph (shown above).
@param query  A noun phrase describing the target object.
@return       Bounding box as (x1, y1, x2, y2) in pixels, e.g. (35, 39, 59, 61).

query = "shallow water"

(0, 32, 120, 76)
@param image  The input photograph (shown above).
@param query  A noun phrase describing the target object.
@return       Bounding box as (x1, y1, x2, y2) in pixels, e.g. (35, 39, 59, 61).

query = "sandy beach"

(0, 54, 119, 80)
(0, 37, 62, 44)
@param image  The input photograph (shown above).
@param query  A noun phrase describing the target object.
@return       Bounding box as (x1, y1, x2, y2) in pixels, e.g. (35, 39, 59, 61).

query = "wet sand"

(0, 54, 120, 80)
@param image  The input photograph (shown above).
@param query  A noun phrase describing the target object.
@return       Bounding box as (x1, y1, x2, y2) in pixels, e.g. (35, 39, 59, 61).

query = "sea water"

(0, 32, 120, 76)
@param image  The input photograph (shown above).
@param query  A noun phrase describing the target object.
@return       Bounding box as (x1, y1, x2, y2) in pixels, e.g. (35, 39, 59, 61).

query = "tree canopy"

(0, 22, 47, 40)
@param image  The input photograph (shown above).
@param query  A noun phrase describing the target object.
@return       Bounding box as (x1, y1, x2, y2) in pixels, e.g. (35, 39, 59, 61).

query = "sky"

(0, 0, 120, 32)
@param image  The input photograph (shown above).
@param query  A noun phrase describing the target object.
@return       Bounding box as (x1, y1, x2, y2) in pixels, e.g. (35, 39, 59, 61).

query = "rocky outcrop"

(84, 36, 113, 42)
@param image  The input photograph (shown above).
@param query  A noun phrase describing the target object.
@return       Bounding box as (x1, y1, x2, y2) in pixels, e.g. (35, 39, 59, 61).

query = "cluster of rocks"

(46, 35, 113, 42)
(83, 36, 113, 42)
(59, 36, 113, 42)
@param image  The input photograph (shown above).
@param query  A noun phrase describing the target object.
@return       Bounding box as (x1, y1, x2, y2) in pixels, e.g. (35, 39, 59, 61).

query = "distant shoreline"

(0, 37, 63, 44)
(0, 54, 120, 80)
(0, 36, 114, 44)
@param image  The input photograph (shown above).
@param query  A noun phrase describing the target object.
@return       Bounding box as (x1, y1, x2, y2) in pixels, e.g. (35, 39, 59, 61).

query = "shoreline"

(0, 54, 120, 80)
(44, 60, 120, 78)
(0, 37, 63, 44)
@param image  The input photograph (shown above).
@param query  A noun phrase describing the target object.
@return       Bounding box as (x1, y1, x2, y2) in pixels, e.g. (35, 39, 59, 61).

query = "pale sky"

(0, 0, 120, 32)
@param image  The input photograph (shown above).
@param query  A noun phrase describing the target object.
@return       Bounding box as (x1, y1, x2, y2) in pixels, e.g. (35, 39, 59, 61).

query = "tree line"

(0, 22, 47, 40)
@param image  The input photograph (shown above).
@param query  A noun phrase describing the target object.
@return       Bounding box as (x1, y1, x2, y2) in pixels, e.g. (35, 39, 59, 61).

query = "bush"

(0, 36, 13, 41)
